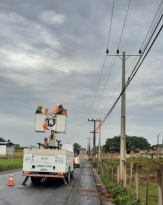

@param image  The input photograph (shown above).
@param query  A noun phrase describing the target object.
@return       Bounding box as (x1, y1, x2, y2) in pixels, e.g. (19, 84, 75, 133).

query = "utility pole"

(87, 138, 91, 159)
(98, 117, 101, 162)
(157, 134, 160, 160)
(107, 51, 141, 181)
(88, 119, 100, 156)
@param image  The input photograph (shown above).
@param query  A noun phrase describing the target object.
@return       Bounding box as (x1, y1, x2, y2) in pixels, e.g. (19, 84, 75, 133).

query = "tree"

(15, 144, 21, 150)
(0, 137, 5, 142)
(80, 148, 86, 152)
(73, 143, 81, 154)
(103, 135, 151, 153)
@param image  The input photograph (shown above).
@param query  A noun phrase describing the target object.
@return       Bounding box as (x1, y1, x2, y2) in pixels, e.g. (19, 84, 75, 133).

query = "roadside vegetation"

(0, 158, 23, 172)
(14, 149, 24, 158)
(93, 158, 163, 205)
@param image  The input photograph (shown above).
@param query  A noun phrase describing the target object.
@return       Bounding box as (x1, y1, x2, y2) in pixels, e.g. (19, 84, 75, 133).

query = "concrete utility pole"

(87, 138, 91, 158)
(88, 119, 100, 156)
(107, 51, 141, 181)
(157, 134, 160, 160)
(98, 117, 101, 162)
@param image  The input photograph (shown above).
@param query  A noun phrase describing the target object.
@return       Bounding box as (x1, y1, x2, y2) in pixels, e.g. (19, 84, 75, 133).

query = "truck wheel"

(67, 169, 70, 184)
(31, 177, 36, 183)
(36, 177, 42, 183)
(70, 171, 74, 179)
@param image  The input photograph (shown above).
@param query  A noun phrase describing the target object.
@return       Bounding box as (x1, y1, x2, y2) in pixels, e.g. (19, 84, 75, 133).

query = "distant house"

(0, 142, 15, 156)
(153, 144, 163, 150)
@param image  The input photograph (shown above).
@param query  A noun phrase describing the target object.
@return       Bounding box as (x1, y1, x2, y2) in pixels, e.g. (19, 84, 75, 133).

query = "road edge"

(91, 166, 115, 205)
(0, 168, 22, 175)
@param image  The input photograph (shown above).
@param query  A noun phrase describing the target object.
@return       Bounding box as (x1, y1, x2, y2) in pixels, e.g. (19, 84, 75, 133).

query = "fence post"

(102, 160, 103, 174)
(124, 161, 126, 188)
(111, 163, 114, 181)
(105, 161, 107, 176)
(117, 163, 120, 183)
(130, 151, 133, 198)
(146, 168, 149, 205)
(108, 163, 110, 179)
(100, 159, 102, 170)
(134, 163, 140, 203)
(157, 167, 163, 205)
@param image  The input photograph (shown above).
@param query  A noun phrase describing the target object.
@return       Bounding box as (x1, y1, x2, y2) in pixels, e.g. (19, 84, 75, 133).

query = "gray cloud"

(0, 0, 162, 149)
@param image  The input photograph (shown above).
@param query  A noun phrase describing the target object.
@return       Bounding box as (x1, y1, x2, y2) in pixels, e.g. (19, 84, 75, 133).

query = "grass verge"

(0, 158, 23, 172)
(94, 158, 162, 205)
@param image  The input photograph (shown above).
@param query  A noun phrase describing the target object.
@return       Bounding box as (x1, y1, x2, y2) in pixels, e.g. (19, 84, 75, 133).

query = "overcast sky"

(0, 0, 163, 149)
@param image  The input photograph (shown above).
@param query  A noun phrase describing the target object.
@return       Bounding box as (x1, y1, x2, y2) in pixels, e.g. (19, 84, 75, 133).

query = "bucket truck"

(22, 105, 74, 186)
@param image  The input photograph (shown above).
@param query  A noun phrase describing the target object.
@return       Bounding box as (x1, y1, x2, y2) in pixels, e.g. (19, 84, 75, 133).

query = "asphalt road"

(0, 159, 101, 205)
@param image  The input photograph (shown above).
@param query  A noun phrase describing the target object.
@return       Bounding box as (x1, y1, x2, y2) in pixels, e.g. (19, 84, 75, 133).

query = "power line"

(99, 2, 163, 117)
(88, 55, 107, 119)
(107, 0, 115, 49)
(141, 0, 163, 51)
(88, 0, 115, 119)
(93, 0, 132, 118)
(97, 24, 163, 130)
(93, 56, 116, 118)
(128, 14, 163, 82)
(99, 56, 137, 117)
(118, 0, 132, 49)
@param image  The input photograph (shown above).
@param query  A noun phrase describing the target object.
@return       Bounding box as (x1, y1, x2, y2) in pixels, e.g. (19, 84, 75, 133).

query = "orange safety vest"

(73, 158, 75, 163)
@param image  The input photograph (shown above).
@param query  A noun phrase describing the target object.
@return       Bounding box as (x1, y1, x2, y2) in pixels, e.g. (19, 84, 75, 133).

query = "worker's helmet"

(44, 137, 48, 140)
(59, 104, 63, 107)
(38, 104, 42, 108)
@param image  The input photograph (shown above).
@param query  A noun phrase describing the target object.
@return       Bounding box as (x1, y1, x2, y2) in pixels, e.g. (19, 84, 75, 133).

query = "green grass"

(0, 158, 23, 171)
(14, 149, 24, 157)
(93, 158, 162, 205)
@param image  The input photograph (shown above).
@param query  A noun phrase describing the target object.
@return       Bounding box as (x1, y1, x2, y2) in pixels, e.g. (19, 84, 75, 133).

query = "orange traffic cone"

(8, 172, 14, 186)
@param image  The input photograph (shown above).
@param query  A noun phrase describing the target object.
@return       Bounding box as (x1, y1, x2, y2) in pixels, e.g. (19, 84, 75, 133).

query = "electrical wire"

(127, 14, 163, 83)
(92, 0, 132, 119)
(88, 55, 107, 119)
(98, 3, 163, 118)
(96, 24, 163, 130)
(93, 56, 116, 118)
(99, 56, 138, 117)
(118, 0, 132, 49)
(88, 0, 115, 120)
(93, 0, 163, 131)
(141, 0, 163, 51)
(107, 0, 115, 49)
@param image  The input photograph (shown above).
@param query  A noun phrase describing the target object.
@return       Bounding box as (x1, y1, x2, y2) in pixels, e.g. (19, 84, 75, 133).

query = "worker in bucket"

(37, 137, 49, 149)
(56, 104, 66, 114)
(35, 104, 42, 114)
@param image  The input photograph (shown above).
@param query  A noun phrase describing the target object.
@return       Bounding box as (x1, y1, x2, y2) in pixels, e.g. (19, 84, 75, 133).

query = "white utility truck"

(22, 105, 74, 185)
(74, 156, 80, 168)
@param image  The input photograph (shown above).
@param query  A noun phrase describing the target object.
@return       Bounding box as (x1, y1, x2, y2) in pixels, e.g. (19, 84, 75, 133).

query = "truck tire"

(31, 177, 42, 183)
(31, 177, 36, 183)
(70, 171, 74, 179)
(36, 177, 42, 183)
(66, 169, 70, 184)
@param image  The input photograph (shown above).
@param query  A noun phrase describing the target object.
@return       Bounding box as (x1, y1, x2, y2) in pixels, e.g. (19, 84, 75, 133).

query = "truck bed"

(23, 148, 74, 175)
(24, 148, 72, 156)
